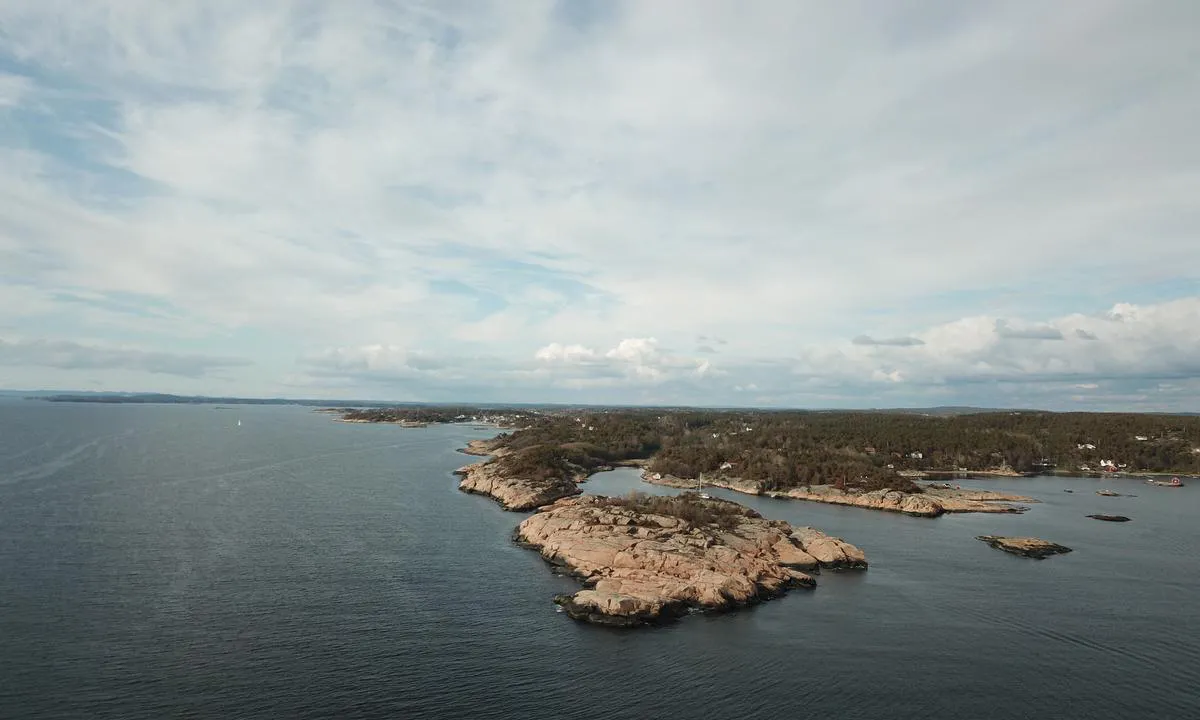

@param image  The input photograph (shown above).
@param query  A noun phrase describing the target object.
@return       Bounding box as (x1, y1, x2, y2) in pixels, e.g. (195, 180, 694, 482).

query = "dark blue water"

(1, 402, 1197, 719)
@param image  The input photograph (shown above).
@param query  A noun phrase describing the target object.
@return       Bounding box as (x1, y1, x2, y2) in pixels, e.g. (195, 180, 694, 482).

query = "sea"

(1, 401, 1198, 719)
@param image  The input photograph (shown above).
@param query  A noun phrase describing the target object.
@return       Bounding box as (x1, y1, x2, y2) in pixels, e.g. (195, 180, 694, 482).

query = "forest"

(337, 406, 1200, 492)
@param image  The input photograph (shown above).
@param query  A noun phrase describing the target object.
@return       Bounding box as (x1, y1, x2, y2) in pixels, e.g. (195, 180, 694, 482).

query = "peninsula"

(330, 405, 1198, 516)
(641, 472, 1033, 516)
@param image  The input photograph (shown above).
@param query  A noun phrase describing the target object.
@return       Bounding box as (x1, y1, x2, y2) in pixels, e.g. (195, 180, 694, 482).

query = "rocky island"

(976, 535, 1073, 559)
(516, 492, 866, 626)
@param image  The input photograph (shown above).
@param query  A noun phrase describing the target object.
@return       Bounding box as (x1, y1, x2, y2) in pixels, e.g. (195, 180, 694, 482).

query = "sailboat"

(697, 473, 711, 500)
(237, 419, 242, 427)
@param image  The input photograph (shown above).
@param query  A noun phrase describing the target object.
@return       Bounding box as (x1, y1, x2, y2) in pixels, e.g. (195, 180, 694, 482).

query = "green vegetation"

(343, 406, 1200, 491)
(593, 491, 759, 531)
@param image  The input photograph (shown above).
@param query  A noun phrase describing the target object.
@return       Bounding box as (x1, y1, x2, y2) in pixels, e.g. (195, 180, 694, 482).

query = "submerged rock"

(516, 494, 866, 627)
(976, 535, 1073, 560)
(1087, 514, 1132, 522)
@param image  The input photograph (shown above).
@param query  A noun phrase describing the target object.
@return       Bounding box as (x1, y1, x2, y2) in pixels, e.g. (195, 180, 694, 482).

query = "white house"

(909, 451, 924, 460)
(720, 461, 734, 471)
(1077, 443, 1096, 450)
(1135, 436, 1149, 441)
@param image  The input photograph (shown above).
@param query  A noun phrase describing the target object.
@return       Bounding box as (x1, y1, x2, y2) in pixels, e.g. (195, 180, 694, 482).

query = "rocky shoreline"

(336, 418, 429, 427)
(642, 472, 1033, 517)
(515, 494, 867, 627)
(454, 460, 582, 512)
(457, 438, 506, 457)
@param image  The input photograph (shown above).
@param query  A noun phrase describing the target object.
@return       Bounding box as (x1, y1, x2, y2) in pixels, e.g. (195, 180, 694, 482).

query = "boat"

(1096, 489, 1120, 497)
(697, 474, 711, 500)
(1154, 477, 1184, 487)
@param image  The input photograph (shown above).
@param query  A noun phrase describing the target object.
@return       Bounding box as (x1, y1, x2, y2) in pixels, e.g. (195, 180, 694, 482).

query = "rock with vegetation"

(976, 535, 1073, 559)
(455, 459, 581, 512)
(643, 473, 1031, 517)
(515, 492, 866, 627)
(459, 438, 505, 457)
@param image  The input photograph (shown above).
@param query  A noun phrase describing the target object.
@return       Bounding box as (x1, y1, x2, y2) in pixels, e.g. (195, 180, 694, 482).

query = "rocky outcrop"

(515, 494, 867, 627)
(976, 535, 1073, 559)
(919, 486, 1035, 513)
(789, 526, 868, 568)
(641, 472, 1031, 517)
(1087, 514, 1131, 522)
(775, 486, 946, 516)
(455, 461, 580, 511)
(458, 438, 507, 457)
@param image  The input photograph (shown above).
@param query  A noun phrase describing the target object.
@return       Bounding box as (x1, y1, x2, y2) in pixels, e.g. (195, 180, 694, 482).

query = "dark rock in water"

(1063, 489, 1074, 493)
(1087, 514, 1131, 522)
(976, 535, 1073, 560)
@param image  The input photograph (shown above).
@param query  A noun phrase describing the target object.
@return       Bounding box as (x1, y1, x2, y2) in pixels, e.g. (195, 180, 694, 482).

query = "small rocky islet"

(976, 535, 1073, 559)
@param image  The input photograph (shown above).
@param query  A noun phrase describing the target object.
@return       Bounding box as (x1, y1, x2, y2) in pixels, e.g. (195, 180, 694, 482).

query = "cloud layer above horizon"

(1, 1, 1197, 410)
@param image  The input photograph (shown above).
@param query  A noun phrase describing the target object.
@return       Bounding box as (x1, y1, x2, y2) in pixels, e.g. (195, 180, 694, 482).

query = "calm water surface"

(1, 401, 1198, 719)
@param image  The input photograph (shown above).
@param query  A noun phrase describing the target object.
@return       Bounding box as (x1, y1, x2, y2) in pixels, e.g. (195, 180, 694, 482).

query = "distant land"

(0, 391, 1056, 414)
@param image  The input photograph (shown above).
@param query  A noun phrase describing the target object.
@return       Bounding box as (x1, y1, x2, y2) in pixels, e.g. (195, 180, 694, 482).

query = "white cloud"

(0, 336, 249, 377)
(533, 337, 715, 387)
(0, 1, 1196, 408)
(835, 298, 1200, 387)
(604, 337, 660, 364)
(534, 343, 597, 363)
(0, 72, 31, 107)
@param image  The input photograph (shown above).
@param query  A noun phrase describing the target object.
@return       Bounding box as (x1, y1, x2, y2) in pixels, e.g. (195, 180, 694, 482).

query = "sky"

(0, 1, 1198, 410)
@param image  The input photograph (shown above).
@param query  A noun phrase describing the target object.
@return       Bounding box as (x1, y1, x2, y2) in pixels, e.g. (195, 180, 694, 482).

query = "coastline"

(335, 418, 430, 427)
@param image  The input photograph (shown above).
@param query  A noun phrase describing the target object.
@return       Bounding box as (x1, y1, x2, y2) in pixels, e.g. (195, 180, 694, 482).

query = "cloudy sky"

(0, 1, 1197, 410)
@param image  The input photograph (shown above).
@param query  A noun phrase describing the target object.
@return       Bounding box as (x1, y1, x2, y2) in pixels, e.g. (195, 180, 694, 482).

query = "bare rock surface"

(458, 438, 507, 457)
(641, 472, 1032, 517)
(455, 461, 580, 511)
(515, 494, 867, 626)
